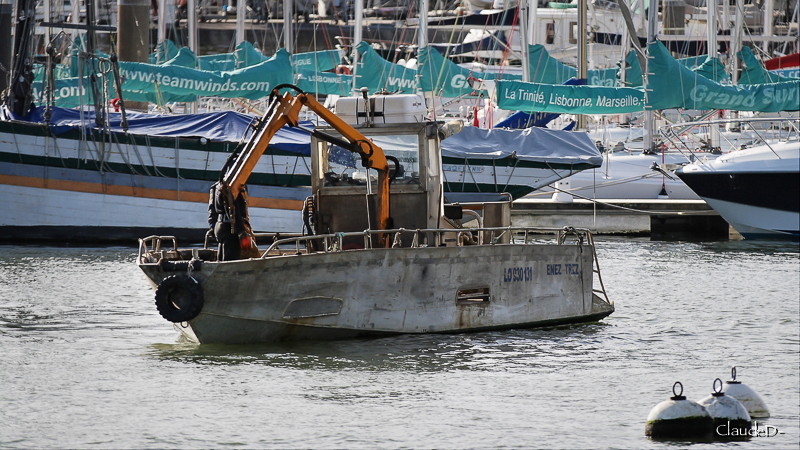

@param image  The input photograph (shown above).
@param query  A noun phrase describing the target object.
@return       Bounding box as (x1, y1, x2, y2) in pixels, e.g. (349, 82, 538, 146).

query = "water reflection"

(699, 239, 800, 255)
(148, 322, 615, 373)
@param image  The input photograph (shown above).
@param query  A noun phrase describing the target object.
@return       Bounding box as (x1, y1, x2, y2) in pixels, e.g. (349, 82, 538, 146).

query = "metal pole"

(188, 0, 197, 112)
(43, 0, 51, 46)
(0, 0, 12, 95)
(283, 0, 293, 53)
(71, 0, 81, 40)
(707, 0, 719, 148)
(707, 0, 717, 56)
(118, 0, 151, 111)
(352, 0, 364, 93)
(577, 0, 587, 130)
(644, 0, 658, 153)
(157, 0, 167, 49)
(418, 0, 434, 111)
(732, 0, 743, 85)
(187, 0, 197, 53)
(236, 0, 245, 44)
(529, 0, 537, 45)
(418, 0, 427, 48)
(520, 0, 530, 82)
(763, 0, 774, 53)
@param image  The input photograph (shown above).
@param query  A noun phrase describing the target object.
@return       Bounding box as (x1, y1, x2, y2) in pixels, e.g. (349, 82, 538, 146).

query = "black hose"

(387, 155, 403, 183)
(269, 83, 305, 102)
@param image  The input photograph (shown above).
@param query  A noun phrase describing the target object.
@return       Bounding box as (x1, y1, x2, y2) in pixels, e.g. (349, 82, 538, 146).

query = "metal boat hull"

(140, 244, 613, 344)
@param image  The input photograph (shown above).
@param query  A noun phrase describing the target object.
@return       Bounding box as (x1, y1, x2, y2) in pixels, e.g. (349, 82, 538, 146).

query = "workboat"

(676, 139, 800, 240)
(136, 90, 614, 344)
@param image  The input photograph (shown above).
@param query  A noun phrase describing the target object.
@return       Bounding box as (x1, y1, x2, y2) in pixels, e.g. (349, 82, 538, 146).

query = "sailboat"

(0, 0, 606, 243)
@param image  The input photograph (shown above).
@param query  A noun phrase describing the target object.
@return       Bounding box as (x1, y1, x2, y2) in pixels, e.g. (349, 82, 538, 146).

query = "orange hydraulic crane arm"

(220, 85, 392, 232)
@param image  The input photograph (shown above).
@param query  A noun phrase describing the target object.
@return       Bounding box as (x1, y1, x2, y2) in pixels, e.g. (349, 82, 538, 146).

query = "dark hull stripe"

(677, 171, 800, 213)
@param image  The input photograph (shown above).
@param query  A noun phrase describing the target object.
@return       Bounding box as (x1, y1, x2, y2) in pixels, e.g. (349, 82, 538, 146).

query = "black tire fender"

(154, 275, 204, 323)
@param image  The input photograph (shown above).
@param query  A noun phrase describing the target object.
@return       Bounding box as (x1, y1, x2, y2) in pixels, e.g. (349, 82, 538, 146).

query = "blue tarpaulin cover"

(2, 105, 313, 155)
(441, 126, 602, 166)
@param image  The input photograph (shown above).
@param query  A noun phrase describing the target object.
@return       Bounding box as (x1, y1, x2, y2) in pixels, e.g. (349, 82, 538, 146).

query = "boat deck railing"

(137, 225, 611, 306)
(659, 116, 800, 156)
(257, 226, 591, 255)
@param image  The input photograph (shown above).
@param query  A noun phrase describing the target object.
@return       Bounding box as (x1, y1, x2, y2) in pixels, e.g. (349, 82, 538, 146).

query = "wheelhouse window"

(322, 133, 421, 187)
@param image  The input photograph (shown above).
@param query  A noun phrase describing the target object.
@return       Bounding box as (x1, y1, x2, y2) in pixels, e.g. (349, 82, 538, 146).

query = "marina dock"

(512, 198, 739, 240)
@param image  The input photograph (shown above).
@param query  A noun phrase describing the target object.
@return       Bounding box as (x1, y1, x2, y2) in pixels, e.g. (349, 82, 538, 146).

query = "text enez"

(547, 264, 581, 275)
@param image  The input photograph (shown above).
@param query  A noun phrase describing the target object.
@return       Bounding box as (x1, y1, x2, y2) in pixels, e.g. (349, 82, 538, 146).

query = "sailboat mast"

(82, 0, 108, 126)
(236, 0, 245, 44)
(158, 0, 167, 49)
(519, 0, 530, 82)
(643, 0, 659, 153)
(352, 0, 365, 93)
(707, 0, 720, 149)
(6, 0, 35, 117)
(283, 0, 293, 53)
(577, 0, 587, 130)
(0, 0, 11, 96)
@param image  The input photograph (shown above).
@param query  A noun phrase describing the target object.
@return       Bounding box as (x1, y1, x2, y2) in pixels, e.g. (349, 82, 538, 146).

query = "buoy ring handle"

(727, 366, 741, 384)
(671, 381, 686, 400)
(712, 377, 724, 396)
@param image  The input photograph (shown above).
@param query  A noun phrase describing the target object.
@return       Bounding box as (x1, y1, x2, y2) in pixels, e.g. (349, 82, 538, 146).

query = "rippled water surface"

(1, 238, 798, 448)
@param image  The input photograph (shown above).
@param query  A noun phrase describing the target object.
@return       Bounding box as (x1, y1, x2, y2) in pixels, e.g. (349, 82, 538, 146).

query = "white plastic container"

(335, 94, 426, 125)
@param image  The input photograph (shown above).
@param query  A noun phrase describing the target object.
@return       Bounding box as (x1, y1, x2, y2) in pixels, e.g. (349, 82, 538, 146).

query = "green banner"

(294, 69, 352, 96)
(527, 44, 576, 84)
(119, 49, 293, 101)
(150, 39, 180, 64)
(31, 74, 117, 108)
(737, 46, 798, 85)
(527, 44, 620, 87)
(197, 52, 236, 71)
(355, 42, 417, 93)
(291, 49, 342, 73)
(646, 41, 799, 111)
(692, 56, 729, 83)
(622, 51, 721, 87)
(497, 80, 646, 114)
(419, 46, 523, 97)
(164, 47, 199, 68)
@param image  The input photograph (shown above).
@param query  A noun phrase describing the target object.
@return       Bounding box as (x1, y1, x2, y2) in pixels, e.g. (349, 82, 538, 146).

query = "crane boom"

(219, 85, 392, 236)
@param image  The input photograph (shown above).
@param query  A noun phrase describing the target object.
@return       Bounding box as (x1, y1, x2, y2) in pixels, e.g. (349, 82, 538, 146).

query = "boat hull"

(675, 141, 800, 239)
(0, 161, 308, 243)
(677, 171, 799, 238)
(139, 244, 613, 344)
(701, 198, 799, 239)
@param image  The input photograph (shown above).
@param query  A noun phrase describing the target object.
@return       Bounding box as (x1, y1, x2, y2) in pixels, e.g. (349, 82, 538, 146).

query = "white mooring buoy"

(698, 378, 752, 440)
(721, 367, 770, 418)
(645, 382, 713, 440)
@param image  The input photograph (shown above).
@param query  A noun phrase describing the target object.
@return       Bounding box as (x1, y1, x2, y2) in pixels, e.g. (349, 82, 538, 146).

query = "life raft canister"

(154, 274, 204, 323)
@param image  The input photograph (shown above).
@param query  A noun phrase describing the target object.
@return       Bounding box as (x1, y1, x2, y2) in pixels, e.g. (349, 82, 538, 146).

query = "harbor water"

(1, 238, 798, 448)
